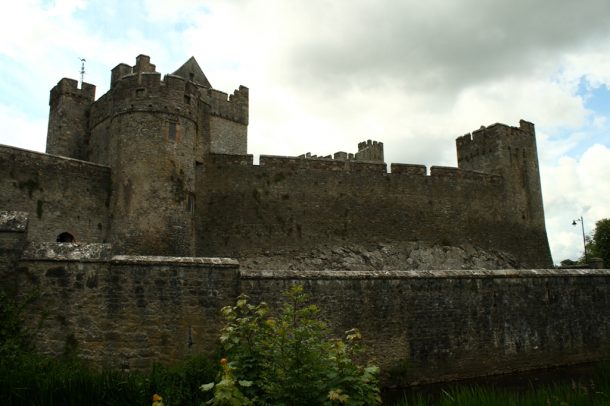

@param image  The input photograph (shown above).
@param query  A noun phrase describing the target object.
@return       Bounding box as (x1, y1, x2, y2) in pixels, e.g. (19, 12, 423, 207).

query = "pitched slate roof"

(172, 56, 211, 88)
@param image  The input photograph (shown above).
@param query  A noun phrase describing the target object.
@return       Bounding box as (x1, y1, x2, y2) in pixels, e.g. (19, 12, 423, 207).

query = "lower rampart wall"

(2, 239, 608, 385)
(9, 244, 239, 370)
(241, 269, 610, 385)
(0, 145, 111, 244)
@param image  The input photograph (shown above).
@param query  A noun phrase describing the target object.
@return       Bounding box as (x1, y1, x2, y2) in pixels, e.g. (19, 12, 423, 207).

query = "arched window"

(56, 232, 75, 243)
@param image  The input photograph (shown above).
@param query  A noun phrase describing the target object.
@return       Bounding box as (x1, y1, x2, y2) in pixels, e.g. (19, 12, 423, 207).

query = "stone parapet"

(0, 211, 28, 232)
(21, 242, 112, 262)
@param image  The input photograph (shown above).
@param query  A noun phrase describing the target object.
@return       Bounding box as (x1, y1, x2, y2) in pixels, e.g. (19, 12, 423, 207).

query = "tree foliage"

(590, 218, 610, 267)
(202, 285, 381, 405)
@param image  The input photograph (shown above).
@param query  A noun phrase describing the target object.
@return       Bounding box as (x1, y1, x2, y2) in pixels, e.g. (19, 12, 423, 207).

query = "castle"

(2, 54, 552, 268)
(5, 55, 606, 385)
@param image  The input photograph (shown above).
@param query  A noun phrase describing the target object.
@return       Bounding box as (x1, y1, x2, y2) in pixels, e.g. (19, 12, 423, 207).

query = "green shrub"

(149, 354, 216, 405)
(202, 284, 381, 405)
(0, 288, 38, 361)
(0, 350, 216, 405)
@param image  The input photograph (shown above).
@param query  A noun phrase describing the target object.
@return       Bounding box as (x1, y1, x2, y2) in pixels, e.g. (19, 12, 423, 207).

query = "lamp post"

(572, 216, 588, 265)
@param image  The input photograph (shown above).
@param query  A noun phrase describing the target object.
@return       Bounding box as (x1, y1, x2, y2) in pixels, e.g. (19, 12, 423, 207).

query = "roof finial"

(79, 57, 86, 87)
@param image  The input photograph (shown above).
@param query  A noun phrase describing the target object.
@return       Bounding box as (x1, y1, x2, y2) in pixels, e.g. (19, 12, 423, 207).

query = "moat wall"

(8, 245, 240, 370)
(241, 269, 610, 385)
(196, 154, 551, 268)
(3, 230, 607, 385)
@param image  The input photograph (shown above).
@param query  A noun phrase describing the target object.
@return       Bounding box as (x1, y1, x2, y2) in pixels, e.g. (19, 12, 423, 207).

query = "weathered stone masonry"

(0, 145, 110, 244)
(0, 54, 589, 384)
(1, 221, 608, 385)
(0, 53, 552, 268)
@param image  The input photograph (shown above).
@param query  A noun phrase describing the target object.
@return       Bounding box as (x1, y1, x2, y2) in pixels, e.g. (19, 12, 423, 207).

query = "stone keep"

(46, 55, 248, 256)
(3, 54, 552, 267)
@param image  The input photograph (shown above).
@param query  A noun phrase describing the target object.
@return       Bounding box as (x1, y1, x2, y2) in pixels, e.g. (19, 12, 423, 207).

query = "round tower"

(99, 55, 200, 256)
(456, 120, 552, 267)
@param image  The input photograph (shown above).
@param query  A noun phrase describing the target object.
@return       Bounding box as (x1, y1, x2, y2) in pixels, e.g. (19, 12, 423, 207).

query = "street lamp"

(572, 216, 588, 265)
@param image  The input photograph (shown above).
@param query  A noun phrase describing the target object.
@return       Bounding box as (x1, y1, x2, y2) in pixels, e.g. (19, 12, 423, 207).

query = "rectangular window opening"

(187, 194, 195, 213)
(168, 121, 177, 142)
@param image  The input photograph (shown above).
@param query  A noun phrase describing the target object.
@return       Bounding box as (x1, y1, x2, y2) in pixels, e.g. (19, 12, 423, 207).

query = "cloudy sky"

(1, 0, 609, 264)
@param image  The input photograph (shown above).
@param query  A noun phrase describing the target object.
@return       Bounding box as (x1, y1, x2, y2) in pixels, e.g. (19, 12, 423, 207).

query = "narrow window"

(187, 194, 195, 213)
(136, 88, 145, 98)
(184, 95, 191, 104)
(168, 121, 177, 142)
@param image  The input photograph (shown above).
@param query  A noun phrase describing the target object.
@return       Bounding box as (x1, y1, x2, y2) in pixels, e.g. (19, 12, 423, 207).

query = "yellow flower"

(220, 358, 228, 366)
(152, 394, 162, 401)
(329, 389, 349, 404)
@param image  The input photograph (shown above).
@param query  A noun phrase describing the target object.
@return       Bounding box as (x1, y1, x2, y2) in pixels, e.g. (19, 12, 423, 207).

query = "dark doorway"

(56, 232, 75, 243)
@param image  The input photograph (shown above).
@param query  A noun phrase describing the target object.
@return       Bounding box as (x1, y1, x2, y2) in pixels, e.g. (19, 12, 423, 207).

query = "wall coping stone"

(240, 269, 610, 280)
(21, 242, 112, 262)
(111, 255, 239, 267)
(0, 211, 28, 232)
(0, 143, 110, 169)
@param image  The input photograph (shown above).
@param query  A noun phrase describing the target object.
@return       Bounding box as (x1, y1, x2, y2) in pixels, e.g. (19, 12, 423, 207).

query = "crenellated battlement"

(456, 120, 536, 168)
(358, 139, 384, 161)
(104, 55, 248, 126)
(390, 163, 427, 176)
(299, 139, 384, 163)
(110, 54, 157, 88)
(356, 139, 384, 161)
(429, 166, 501, 183)
(49, 78, 96, 106)
(201, 86, 249, 125)
(111, 71, 200, 101)
(90, 70, 204, 128)
(205, 152, 501, 185)
(84, 54, 249, 161)
(260, 155, 387, 173)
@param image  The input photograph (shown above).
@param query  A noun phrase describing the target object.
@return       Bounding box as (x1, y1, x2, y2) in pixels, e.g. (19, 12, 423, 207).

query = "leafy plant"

(590, 218, 610, 267)
(0, 288, 39, 361)
(202, 284, 381, 405)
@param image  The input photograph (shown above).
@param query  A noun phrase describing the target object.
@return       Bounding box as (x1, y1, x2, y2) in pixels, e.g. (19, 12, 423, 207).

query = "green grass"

(0, 352, 216, 406)
(393, 363, 610, 405)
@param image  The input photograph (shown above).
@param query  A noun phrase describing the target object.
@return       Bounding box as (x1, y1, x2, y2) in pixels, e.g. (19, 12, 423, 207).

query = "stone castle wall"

(34, 55, 553, 268)
(10, 248, 239, 369)
(196, 153, 551, 268)
(0, 146, 110, 244)
(241, 268, 610, 385)
(1, 219, 607, 385)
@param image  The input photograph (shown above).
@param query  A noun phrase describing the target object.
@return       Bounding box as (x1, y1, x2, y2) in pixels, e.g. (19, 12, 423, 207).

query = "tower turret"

(199, 86, 249, 155)
(46, 78, 95, 159)
(456, 120, 552, 267)
(355, 140, 384, 161)
(98, 55, 200, 256)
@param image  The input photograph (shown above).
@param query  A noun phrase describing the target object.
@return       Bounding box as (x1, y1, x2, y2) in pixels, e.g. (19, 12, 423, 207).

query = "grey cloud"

(277, 0, 610, 95)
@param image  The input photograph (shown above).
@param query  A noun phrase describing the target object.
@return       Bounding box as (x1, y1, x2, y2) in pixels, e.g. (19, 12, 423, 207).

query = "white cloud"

(542, 144, 610, 263)
(0, 105, 47, 151)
